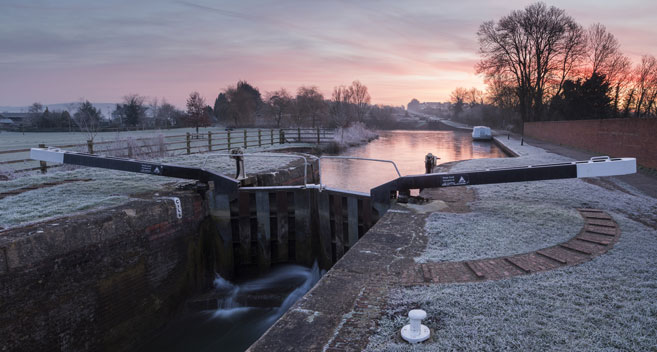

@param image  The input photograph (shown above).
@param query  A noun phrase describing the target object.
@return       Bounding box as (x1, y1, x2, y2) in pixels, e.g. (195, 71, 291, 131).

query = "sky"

(1, 0, 656, 108)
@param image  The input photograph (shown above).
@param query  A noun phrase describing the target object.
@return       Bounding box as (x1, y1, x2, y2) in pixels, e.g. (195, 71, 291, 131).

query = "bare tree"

(347, 81, 371, 122)
(467, 88, 484, 106)
(155, 98, 179, 128)
(634, 55, 657, 116)
(606, 53, 632, 114)
(265, 89, 292, 128)
(28, 102, 43, 115)
(28, 102, 44, 127)
(185, 91, 210, 134)
(148, 97, 159, 128)
(296, 86, 326, 128)
(477, 2, 581, 123)
(587, 23, 621, 77)
(553, 21, 587, 98)
(622, 85, 636, 117)
(486, 75, 519, 111)
(633, 55, 657, 116)
(74, 100, 102, 141)
(450, 87, 469, 117)
(330, 85, 353, 134)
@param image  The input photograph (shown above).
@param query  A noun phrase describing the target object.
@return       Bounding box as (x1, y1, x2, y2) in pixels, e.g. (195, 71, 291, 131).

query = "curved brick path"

(401, 208, 620, 285)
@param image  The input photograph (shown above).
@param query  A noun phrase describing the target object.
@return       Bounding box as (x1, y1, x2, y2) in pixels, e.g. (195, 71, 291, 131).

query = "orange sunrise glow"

(1, 0, 656, 108)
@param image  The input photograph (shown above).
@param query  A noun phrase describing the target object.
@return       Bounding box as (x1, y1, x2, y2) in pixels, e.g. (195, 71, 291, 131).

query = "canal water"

(141, 130, 505, 352)
(321, 130, 507, 193)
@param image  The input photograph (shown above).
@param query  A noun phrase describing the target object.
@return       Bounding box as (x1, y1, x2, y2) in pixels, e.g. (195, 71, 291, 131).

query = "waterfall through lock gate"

(142, 262, 323, 352)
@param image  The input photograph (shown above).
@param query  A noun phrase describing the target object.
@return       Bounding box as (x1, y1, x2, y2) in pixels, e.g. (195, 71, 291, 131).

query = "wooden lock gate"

(209, 186, 376, 277)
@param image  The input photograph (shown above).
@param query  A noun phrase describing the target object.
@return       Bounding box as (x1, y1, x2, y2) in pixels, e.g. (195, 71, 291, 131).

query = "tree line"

(23, 79, 404, 139)
(471, 2, 657, 126)
(212, 80, 382, 129)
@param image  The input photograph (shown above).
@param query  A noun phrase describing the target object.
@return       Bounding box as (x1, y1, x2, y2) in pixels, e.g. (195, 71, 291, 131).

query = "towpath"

(249, 135, 657, 351)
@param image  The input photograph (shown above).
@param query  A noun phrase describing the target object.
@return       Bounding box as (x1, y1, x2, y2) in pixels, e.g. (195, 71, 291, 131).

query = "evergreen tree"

(550, 72, 612, 120)
(121, 94, 146, 126)
(214, 93, 229, 122)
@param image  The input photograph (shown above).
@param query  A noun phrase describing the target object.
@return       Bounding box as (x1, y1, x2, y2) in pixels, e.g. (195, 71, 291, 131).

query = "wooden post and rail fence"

(0, 128, 334, 175)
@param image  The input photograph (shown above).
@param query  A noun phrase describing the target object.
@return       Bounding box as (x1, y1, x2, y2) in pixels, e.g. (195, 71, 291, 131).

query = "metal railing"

(317, 156, 401, 187)
(200, 152, 317, 186)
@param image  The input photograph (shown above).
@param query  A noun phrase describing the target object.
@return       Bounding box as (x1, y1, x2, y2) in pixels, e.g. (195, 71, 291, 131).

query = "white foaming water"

(213, 275, 239, 310)
(211, 262, 322, 325)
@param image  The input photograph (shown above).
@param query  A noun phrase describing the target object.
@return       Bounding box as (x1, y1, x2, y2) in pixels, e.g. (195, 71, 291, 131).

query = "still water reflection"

(321, 130, 507, 193)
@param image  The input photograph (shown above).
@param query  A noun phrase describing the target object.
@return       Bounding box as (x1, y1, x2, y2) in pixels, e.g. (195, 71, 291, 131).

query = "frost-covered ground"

(366, 137, 657, 351)
(418, 140, 585, 262)
(333, 122, 378, 146)
(0, 144, 315, 229)
(417, 203, 583, 263)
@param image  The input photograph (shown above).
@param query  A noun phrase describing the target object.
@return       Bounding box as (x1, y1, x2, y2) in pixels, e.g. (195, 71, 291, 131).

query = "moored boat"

(472, 126, 492, 140)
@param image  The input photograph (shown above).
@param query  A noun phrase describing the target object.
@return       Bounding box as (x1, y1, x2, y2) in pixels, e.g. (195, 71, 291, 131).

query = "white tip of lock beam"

(30, 148, 65, 164)
(575, 156, 636, 178)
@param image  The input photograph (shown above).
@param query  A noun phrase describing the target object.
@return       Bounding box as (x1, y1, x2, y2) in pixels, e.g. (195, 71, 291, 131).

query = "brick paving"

(402, 208, 620, 285)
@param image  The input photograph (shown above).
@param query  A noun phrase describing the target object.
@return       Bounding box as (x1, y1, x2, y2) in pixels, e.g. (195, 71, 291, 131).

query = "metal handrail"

(201, 152, 317, 185)
(318, 156, 401, 187)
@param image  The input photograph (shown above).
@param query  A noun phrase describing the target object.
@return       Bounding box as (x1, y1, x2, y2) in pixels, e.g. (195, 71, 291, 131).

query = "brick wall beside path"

(524, 118, 657, 170)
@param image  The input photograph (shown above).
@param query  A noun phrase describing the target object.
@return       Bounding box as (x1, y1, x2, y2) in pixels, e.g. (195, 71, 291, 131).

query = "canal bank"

(248, 136, 657, 351)
(0, 156, 317, 351)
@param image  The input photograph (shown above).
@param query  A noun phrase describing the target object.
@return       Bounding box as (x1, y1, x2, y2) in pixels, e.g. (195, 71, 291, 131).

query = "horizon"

(2, 0, 656, 108)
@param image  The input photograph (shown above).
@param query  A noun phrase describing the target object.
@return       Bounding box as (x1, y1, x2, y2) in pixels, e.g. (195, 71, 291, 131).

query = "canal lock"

(139, 157, 380, 351)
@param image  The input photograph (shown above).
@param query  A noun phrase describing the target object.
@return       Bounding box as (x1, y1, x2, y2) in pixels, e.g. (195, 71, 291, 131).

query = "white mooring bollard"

(401, 309, 430, 344)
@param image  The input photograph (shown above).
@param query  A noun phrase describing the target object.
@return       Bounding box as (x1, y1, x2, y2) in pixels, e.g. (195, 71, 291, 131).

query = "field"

(0, 127, 332, 174)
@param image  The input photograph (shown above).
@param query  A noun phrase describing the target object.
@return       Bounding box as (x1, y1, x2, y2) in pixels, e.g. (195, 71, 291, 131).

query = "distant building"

(0, 112, 31, 129)
(0, 117, 16, 129)
(418, 102, 452, 116)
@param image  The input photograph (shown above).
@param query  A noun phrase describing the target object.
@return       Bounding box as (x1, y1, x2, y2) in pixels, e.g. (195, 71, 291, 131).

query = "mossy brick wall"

(0, 191, 214, 351)
(524, 118, 657, 169)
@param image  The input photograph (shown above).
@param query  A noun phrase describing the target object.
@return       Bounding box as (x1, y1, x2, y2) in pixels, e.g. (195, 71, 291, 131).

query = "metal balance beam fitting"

(31, 147, 241, 276)
(370, 156, 636, 215)
(31, 148, 636, 275)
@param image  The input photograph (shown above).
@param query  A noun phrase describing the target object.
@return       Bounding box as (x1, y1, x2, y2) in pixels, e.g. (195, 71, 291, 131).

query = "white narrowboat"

(472, 126, 492, 140)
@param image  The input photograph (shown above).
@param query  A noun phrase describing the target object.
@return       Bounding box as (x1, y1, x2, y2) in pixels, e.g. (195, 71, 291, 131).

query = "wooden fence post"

(186, 132, 191, 154)
(297, 127, 301, 142)
(243, 129, 248, 148)
(87, 139, 94, 154)
(279, 129, 285, 144)
(258, 129, 262, 147)
(317, 128, 320, 144)
(227, 130, 231, 150)
(38, 143, 47, 173)
(270, 129, 274, 145)
(208, 131, 212, 152)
